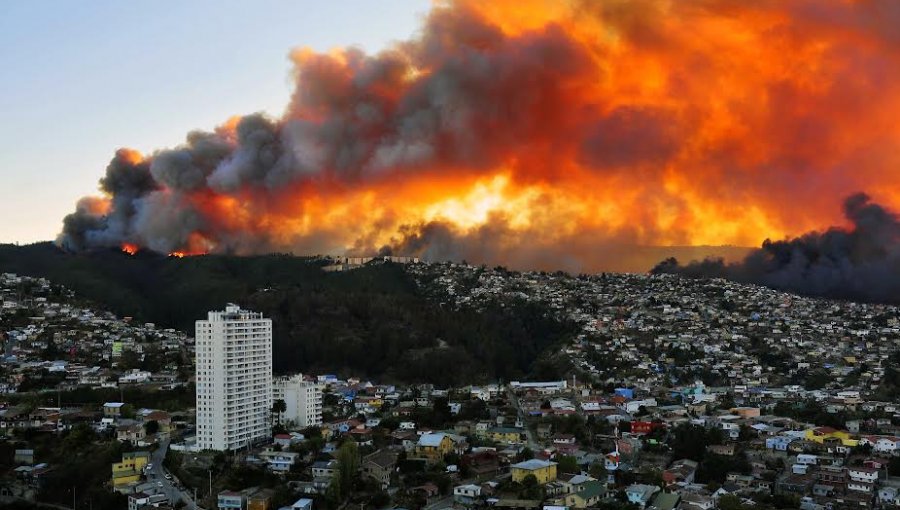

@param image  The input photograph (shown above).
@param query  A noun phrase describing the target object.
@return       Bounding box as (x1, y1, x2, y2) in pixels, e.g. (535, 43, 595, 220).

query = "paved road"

(147, 436, 206, 509)
(507, 388, 541, 451)
(424, 494, 455, 510)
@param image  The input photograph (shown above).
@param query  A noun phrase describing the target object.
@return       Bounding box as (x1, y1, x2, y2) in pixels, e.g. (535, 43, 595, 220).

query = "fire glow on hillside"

(58, 0, 900, 272)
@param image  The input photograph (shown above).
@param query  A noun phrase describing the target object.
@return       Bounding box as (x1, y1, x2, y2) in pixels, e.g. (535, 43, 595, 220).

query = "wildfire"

(121, 244, 139, 256)
(57, 0, 900, 272)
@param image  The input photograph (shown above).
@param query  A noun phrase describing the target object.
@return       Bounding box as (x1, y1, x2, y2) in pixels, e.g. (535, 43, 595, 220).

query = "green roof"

(575, 481, 607, 500)
(650, 492, 680, 510)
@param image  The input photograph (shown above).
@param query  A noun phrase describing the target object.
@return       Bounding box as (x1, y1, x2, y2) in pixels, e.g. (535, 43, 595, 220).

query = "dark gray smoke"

(55, 0, 900, 269)
(652, 193, 900, 303)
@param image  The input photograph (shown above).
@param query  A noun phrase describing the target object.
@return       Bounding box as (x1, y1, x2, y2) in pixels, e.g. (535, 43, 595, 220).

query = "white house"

(878, 487, 898, 505)
(847, 480, 874, 493)
(260, 450, 300, 473)
(797, 454, 818, 465)
(861, 435, 900, 454)
(848, 467, 879, 484)
(453, 484, 482, 505)
(719, 422, 740, 440)
(622, 398, 658, 414)
(625, 484, 659, 508)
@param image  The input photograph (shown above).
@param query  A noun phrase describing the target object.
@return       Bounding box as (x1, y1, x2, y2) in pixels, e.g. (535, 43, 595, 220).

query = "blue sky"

(0, 0, 430, 243)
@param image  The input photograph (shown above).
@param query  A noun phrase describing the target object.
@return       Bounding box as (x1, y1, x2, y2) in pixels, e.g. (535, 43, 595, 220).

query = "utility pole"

(208, 469, 212, 498)
(57, 386, 62, 436)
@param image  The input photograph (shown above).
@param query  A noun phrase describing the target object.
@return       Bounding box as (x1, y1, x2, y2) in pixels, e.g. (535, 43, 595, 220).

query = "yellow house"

(805, 427, 859, 447)
(111, 451, 150, 488)
(248, 490, 273, 510)
(103, 402, 125, 418)
(415, 433, 455, 463)
(511, 459, 557, 484)
(358, 397, 383, 409)
(484, 427, 525, 444)
(565, 481, 607, 508)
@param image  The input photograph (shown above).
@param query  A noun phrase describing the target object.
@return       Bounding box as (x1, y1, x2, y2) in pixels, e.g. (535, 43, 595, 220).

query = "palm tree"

(272, 399, 287, 429)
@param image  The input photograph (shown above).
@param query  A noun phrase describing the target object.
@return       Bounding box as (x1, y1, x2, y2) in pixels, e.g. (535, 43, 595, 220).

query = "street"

(506, 388, 540, 451)
(424, 494, 455, 510)
(146, 436, 206, 510)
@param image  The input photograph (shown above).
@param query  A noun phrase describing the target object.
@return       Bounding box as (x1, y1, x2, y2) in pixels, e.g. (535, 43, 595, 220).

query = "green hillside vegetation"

(0, 243, 576, 385)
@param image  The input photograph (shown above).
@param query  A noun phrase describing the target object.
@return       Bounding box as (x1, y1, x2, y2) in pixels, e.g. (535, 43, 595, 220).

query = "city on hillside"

(2, 262, 900, 510)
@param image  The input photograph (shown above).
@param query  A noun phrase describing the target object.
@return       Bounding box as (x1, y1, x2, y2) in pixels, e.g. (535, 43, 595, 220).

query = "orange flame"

(121, 244, 139, 256)
(61, 0, 900, 272)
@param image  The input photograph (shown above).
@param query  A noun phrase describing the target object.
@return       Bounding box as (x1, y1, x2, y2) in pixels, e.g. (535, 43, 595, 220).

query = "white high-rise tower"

(195, 304, 273, 451)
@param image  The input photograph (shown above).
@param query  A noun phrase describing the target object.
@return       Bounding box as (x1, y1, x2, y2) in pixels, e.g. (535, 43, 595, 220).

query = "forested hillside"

(0, 243, 575, 385)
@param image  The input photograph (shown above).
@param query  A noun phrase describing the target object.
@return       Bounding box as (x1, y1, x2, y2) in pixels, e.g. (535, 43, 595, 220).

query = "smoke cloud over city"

(653, 194, 900, 303)
(58, 0, 900, 280)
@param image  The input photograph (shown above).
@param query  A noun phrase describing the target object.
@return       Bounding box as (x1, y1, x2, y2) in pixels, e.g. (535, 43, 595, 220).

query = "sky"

(0, 0, 430, 244)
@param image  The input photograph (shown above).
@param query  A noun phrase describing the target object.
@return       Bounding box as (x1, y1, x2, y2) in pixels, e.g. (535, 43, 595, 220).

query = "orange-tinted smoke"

(58, 0, 900, 272)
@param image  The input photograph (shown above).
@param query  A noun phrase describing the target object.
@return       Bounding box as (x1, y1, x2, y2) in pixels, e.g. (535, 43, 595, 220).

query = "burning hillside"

(58, 0, 900, 274)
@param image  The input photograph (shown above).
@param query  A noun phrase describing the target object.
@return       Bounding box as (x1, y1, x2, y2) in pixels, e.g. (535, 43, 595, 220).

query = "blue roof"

(418, 433, 448, 447)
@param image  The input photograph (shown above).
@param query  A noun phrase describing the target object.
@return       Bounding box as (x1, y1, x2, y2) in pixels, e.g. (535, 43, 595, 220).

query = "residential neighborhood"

(3, 262, 900, 510)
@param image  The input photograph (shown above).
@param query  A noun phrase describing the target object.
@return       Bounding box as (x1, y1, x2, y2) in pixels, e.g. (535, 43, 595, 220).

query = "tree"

(521, 474, 543, 500)
(271, 399, 287, 428)
(889, 457, 900, 477)
(522, 474, 538, 488)
(557, 455, 579, 474)
(336, 441, 360, 497)
(370, 491, 391, 508)
(430, 397, 452, 427)
(669, 424, 719, 462)
(717, 495, 745, 510)
(326, 470, 343, 508)
(458, 399, 489, 421)
(120, 404, 136, 420)
(144, 420, 160, 435)
(301, 425, 322, 438)
(697, 453, 751, 484)
(515, 447, 534, 462)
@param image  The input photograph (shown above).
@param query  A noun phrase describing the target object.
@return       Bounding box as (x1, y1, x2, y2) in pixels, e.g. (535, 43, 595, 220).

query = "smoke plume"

(57, 0, 900, 274)
(652, 194, 900, 303)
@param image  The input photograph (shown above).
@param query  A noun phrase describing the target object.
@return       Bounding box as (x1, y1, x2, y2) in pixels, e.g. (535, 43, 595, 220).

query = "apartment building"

(273, 374, 323, 428)
(196, 304, 272, 451)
